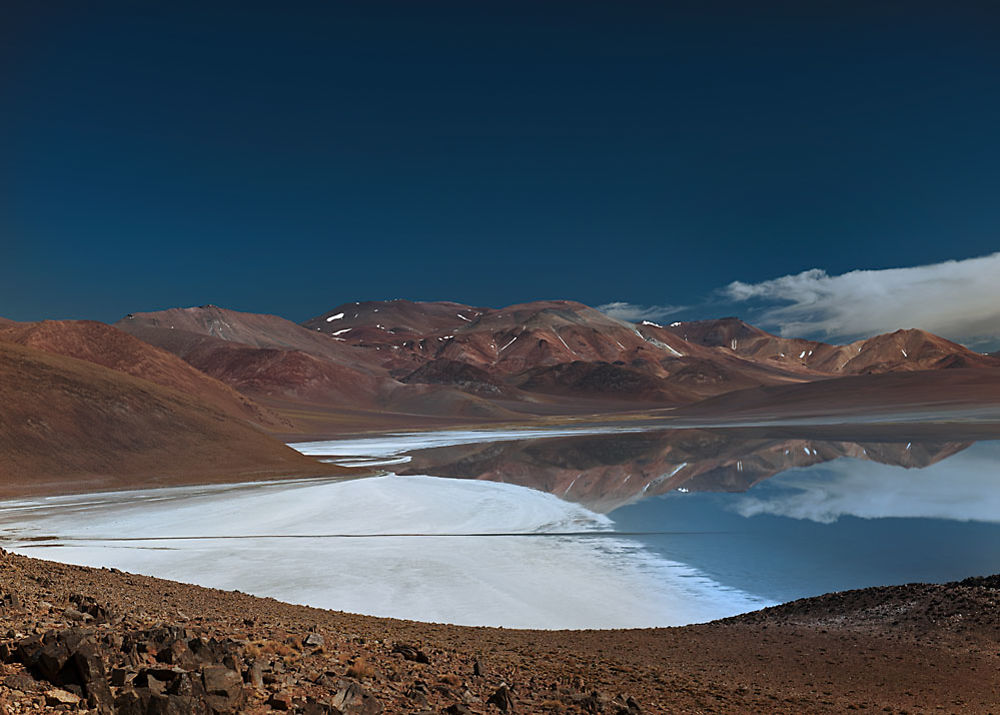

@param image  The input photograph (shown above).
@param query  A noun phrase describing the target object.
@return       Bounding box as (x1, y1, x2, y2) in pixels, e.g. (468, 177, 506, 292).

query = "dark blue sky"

(3, 1, 999, 324)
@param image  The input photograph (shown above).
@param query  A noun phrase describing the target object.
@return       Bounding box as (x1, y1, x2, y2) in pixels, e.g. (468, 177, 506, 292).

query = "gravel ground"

(0, 550, 997, 714)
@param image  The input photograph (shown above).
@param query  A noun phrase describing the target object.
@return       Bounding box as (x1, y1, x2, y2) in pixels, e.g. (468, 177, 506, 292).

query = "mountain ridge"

(106, 299, 1000, 431)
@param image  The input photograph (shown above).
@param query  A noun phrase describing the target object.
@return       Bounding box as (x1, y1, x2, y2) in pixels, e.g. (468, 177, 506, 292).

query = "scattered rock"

(392, 643, 430, 664)
(304, 633, 325, 648)
(0, 592, 24, 611)
(487, 683, 516, 711)
(246, 658, 265, 689)
(331, 680, 383, 714)
(0, 552, 996, 715)
(44, 688, 80, 706)
(268, 690, 293, 710)
(3, 673, 45, 694)
(63, 606, 91, 623)
(613, 695, 641, 714)
(111, 667, 130, 687)
(201, 664, 244, 713)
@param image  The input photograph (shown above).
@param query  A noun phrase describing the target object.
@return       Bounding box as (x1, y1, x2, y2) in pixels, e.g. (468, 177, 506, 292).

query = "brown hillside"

(0, 320, 288, 429)
(116, 308, 393, 408)
(118, 305, 376, 370)
(671, 367, 1000, 423)
(117, 306, 527, 428)
(2, 552, 997, 714)
(304, 298, 488, 340)
(0, 342, 341, 497)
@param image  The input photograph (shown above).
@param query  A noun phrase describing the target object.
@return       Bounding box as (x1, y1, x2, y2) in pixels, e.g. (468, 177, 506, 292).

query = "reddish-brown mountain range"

(110, 299, 1000, 430)
(3, 298, 999, 497)
(660, 317, 997, 375)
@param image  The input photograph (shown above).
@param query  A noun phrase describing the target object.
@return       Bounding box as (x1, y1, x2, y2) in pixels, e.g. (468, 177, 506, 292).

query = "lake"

(2, 423, 998, 629)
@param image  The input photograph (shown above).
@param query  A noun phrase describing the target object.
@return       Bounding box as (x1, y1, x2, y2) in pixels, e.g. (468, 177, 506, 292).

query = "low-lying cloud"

(725, 253, 1000, 345)
(597, 301, 686, 323)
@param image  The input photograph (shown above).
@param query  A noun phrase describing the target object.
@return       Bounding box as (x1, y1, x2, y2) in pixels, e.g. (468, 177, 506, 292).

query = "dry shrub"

(250, 639, 294, 657)
(346, 658, 375, 680)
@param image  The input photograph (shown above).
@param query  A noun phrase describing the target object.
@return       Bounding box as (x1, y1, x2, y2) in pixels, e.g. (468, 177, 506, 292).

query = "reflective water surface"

(2, 423, 998, 628)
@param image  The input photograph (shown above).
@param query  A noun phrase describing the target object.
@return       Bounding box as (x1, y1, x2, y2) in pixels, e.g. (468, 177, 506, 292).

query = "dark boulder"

(201, 664, 245, 713)
(486, 683, 516, 712)
(392, 643, 430, 664)
(331, 680, 383, 714)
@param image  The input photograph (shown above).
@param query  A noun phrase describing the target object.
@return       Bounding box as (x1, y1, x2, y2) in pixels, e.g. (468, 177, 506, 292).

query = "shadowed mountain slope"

(119, 305, 377, 369)
(0, 342, 339, 497)
(0, 319, 287, 429)
(670, 368, 1000, 423)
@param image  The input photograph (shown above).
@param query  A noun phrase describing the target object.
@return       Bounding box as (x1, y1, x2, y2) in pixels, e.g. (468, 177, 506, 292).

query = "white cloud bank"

(724, 253, 1000, 344)
(597, 301, 686, 323)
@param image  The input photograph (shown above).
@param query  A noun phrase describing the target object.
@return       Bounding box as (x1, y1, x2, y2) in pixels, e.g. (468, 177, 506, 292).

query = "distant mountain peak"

(103, 298, 1000, 430)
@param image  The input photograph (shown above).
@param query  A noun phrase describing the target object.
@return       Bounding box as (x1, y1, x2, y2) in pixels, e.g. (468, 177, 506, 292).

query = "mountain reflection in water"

(390, 425, 1000, 603)
(398, 427, 974, 512)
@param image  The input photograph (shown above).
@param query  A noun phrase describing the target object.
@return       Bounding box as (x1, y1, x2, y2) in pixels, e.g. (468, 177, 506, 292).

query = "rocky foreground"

(0, 551, 996, 714)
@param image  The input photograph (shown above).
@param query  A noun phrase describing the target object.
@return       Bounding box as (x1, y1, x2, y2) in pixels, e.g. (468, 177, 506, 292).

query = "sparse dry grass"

(346, 658, 375, 679)
(247, 639, 295, 658)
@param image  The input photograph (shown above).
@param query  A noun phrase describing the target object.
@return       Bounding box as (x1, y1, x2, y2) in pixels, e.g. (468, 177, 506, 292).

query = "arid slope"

(0, 320, 287, 429)
(0, 342, 340, 497)
(671, 367, 1000, 422)
(0, 551, 996, 714)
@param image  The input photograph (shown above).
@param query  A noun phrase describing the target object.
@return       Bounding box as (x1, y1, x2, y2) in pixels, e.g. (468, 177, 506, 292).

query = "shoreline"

(3, 419, 999, 711)
(9, 410, 1000, 502)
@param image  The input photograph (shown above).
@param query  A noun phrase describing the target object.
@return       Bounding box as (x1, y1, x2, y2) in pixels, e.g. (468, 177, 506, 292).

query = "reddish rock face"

(118, 305, 378, 370)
